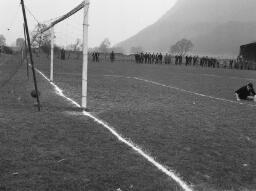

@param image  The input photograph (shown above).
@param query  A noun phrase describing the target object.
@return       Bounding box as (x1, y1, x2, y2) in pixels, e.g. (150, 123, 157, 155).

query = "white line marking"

(35, 69, 193, 191)
(104, 75, 256, 107)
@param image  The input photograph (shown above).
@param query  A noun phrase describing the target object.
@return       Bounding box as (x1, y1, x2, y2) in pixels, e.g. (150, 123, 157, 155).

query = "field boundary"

(104, 74, 256, 107)
(35, 69, 193, 191)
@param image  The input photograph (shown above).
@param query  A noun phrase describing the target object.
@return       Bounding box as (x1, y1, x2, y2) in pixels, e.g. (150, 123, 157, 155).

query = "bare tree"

(170, 38, 194, 56)
(72, 38, 82, 59)
(65, 39, 82, 59)
(98, 38, 111, 53)
(71, 38, 82, 51)
(16, 38, 25, 50)
(0, 34, 6, 46)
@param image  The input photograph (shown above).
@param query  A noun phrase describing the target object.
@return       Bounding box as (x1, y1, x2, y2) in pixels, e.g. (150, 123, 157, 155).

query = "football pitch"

(35, 55, 256, 190)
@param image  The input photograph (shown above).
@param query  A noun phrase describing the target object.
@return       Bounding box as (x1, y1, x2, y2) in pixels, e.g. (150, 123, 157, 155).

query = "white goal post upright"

(50, 26, 54, 82)
(39, 1, 89, 109)
(82, 0, 89, 109)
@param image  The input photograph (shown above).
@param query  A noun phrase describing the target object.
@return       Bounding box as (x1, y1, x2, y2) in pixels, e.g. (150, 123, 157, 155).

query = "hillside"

(116, 0, 256, 56)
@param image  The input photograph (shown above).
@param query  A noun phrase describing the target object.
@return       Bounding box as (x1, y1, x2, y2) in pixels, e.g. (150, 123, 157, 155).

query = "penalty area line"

(35, 69, 193, 191)
(104, 74, 256, 107)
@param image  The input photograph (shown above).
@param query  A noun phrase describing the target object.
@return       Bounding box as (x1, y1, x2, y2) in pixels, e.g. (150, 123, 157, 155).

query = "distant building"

(239, 42, 256, 70)
(240, 42, 256, 62)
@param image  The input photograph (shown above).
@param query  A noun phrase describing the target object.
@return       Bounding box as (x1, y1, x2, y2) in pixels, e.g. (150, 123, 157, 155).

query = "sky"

(0, 0, 177, 48)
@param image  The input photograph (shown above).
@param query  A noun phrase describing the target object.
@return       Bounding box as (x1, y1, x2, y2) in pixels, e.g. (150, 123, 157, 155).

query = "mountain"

(116, 0, 256, 57)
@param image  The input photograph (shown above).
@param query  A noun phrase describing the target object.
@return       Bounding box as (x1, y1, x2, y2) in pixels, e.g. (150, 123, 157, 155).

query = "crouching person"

(235, 82, 256, 101)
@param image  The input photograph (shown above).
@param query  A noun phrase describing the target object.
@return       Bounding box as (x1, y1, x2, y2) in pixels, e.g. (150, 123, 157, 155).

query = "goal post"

(82, 0, 89, 109)
(36, 0, 90, 109)
(50, 26, 54, 81)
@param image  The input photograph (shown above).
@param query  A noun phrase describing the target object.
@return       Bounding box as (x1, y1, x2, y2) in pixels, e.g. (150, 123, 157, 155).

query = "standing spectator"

(110, 51, 115, 62)
(61, 48, 66, 60)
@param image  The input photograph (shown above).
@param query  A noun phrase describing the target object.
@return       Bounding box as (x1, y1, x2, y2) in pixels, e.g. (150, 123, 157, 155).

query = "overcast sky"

(0, 0, 177, 47)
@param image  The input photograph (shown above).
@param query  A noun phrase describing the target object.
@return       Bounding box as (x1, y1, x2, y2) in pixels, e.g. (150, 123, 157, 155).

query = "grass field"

(32, 54, 256, 191)
(1, 54, 184, 191)
(2, 53, 256, 190)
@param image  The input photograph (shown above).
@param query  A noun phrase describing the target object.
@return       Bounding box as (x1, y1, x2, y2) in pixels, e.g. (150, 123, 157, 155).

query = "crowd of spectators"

(89, 51, 256, 70)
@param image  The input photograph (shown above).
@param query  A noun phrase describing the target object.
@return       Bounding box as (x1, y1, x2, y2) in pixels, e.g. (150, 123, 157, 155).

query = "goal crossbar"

(31, 1, 87, 44)
(41, 1, 87, 34)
